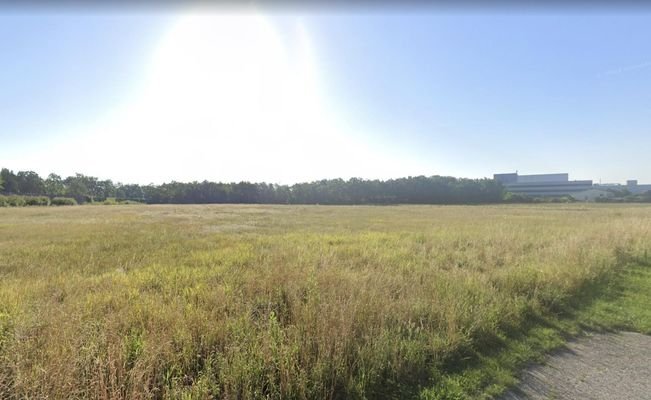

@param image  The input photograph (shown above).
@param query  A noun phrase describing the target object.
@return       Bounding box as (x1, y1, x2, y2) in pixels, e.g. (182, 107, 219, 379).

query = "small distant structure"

(625, 180, 651, 195)
(494, 172, 592, 197)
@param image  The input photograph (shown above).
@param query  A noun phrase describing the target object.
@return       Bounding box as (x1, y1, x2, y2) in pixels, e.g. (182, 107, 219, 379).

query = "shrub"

(7, 195, 26, 207)
(0, 195, 7, 207)
(503, 192, 533, 203)
(24, 196, 50, 206)
(51, 197, 78, 206)
(119, 200, 143, 205)
(101, 198, 143, 205)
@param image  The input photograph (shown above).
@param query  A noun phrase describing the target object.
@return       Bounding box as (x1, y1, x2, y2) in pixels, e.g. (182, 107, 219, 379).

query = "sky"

(1, 7, 651, 185)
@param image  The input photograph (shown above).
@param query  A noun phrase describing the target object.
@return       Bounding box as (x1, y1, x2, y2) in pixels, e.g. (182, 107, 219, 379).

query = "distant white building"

(494, 172, 593, 197)
(495, 172, 651, 200)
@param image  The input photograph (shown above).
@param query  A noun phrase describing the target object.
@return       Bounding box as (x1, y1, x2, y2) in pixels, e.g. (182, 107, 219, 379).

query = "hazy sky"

(1, 8, 650, 184)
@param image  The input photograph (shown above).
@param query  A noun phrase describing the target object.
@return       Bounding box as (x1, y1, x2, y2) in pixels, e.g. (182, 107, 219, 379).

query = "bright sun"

(121, 12, 329, 183)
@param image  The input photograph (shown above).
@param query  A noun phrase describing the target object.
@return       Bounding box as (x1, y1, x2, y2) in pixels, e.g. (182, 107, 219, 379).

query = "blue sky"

(1, 10, 650, 184)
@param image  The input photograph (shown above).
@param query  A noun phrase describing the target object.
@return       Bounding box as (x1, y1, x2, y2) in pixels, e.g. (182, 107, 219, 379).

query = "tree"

(45, 173, 66, 197)
(116, 183, 145, 201)
(16, 171, 45, 195)
(95, 179, 116, 201)
(0, 168, 18, 194)
(1, 167, 507, 205)
(64, 174, 91, 203)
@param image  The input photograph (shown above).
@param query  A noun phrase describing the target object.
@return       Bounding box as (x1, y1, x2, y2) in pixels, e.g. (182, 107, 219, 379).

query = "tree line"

(0, 168, 505, 205)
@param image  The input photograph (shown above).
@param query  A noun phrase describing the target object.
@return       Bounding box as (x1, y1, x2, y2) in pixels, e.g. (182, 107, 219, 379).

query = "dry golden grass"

(1, 204, 650, 399)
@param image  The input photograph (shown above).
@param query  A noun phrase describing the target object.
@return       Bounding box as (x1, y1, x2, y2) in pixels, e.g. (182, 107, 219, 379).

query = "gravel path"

(500, 332, 651, 400)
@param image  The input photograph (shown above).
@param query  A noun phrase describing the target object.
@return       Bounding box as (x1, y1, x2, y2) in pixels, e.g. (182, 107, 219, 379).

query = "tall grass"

(0, 204, 650, 399)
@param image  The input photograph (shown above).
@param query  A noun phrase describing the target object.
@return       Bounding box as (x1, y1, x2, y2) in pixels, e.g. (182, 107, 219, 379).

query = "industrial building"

(493, 172, 593, 197)
(495, 172, 651, 200)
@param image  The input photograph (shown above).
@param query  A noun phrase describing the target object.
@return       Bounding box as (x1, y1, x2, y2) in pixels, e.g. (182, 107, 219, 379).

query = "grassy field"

(1, 204, 650, 399)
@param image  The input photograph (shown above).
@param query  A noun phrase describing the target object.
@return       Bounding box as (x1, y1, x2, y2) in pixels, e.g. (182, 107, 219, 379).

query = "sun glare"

(117, 13, 329, 183)
(11, 12, 429, 184)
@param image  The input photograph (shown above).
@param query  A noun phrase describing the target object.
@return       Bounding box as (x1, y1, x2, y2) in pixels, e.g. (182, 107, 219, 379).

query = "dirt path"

(500, 332, 651, 400)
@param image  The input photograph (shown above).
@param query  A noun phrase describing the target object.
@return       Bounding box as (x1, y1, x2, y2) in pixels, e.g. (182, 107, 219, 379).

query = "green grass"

(420, 255, 651, 399)
(577, 259, 651, 333)
(0, 204, 650, 399)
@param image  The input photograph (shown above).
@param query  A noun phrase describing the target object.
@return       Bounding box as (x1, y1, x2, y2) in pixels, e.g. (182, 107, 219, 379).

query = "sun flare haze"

(5, 12, 429, 184)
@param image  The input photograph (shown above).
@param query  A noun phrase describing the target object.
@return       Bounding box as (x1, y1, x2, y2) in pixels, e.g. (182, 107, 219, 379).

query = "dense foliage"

(0, 167, 504, 205)
(50, 197, 78, 206)
(503, 192, 577, 203)
(0, 195, 49, 207)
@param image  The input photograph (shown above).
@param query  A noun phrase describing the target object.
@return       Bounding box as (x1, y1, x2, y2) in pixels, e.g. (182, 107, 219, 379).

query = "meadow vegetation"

(0, 204, 650, 399)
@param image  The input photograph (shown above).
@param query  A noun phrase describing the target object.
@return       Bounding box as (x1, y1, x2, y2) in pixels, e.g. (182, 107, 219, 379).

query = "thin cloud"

(599, 60, 651, 77)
